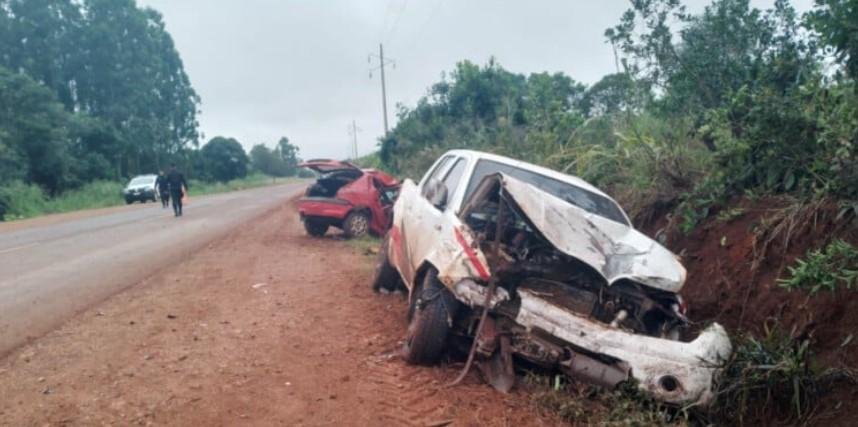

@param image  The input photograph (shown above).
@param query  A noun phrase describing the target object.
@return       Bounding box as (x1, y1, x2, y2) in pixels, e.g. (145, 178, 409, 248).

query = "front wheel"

(304, 217, 329, 237)
(343, 211, 370, 238)
(403, 269, 459, 365)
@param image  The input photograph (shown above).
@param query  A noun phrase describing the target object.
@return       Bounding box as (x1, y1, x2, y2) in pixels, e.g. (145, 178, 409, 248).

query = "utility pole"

(369, 43, 395, 135)
(348, 120, 361, 160)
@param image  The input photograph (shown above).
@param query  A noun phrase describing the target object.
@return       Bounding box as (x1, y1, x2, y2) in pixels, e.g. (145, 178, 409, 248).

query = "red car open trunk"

(298, 159, 399, 238)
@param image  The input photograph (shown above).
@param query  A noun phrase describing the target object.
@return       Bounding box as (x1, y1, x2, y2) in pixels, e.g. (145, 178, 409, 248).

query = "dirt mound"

(638, 196, 858, 424)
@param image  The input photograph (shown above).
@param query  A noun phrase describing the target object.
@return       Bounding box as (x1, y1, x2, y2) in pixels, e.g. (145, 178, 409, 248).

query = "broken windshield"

(463, 159, 629, 226)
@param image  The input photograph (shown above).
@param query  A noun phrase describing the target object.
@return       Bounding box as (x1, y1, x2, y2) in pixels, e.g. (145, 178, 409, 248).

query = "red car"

(298, 159, 400, 238)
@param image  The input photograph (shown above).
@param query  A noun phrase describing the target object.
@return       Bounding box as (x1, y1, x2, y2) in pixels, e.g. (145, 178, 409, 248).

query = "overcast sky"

(137, 0, 813, 161)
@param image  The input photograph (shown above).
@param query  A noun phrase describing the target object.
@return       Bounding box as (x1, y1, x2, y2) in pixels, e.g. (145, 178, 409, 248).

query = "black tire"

(342, 211, 370, 238)
(371, 236, 402, 292)
(403, 269, 459, 365)
(125, 198, 133, 205)
(304, 217, 329, 237)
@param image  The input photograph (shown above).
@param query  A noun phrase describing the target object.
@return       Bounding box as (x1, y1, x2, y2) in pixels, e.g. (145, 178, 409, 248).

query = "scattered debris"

(252, 283, 268, 289)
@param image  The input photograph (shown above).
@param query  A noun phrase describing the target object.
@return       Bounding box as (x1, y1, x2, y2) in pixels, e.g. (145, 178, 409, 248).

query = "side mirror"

(422, 178, 448, 209)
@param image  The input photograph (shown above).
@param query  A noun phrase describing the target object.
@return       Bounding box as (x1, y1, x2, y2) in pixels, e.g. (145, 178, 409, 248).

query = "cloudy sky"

(138, 0, 813, 160)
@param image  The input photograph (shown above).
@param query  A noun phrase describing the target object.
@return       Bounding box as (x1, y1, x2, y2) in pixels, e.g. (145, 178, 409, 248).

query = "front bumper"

(452, 280, 732, 406)
(124, 189, 155, 200)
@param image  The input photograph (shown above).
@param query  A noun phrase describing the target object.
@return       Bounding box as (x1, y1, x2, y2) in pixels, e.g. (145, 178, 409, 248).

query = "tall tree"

(0, 66, 73, 193)
(277, 137, 300, 176)
(201, 136, 248, 182)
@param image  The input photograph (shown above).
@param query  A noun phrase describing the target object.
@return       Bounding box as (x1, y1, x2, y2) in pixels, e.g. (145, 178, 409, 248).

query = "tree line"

(0, 0, 199, 194)
(379, 0, 857, 226)
(195, 136, 303, 182)
(0, 0, 306, 219)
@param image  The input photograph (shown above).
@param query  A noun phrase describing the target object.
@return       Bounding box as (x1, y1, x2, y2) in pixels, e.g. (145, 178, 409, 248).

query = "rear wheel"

(403, 269, 458, 365)
(304, 217, 329, 237)
(343, 211, 370, 238)
(371, 236, 402, 292)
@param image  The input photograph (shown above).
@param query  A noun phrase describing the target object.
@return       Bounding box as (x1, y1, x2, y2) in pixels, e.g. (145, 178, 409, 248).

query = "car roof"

(440, 149, 615, 200)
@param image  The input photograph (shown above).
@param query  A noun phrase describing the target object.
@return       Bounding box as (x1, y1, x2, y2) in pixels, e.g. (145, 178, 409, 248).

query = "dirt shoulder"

(0, 198, 554, 426)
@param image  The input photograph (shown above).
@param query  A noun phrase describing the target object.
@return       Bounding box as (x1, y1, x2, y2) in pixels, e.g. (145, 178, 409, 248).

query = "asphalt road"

(0, 182, 306, 356)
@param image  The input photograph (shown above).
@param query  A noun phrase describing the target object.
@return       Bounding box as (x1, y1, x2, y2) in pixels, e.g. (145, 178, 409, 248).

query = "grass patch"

(0, 173, 298, 221)
(188, 173, 299, 197)
(525, 373, 684, 426)
(0, 180, 123, 220)
(778, 239, 858, 294)
(707, 322, 855, 425)
(345, 234, 381, 258)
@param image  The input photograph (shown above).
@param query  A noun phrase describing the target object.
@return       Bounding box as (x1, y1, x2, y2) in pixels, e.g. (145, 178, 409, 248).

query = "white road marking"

(0, 242, 40, 254)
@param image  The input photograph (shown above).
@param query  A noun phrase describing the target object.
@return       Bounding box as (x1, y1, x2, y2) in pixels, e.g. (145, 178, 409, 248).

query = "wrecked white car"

(371, 150, 731, 406)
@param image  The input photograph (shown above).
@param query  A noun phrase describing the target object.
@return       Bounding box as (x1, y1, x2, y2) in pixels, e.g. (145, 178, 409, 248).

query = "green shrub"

(708, 323, 854, 425)
(189, 173, 290, 197)
(778, 239, 858, 294)
(46, 181, 124, 213)
(0, 181, 49, 220)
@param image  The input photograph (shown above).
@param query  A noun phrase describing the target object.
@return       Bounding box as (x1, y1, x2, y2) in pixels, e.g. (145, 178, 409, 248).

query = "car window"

(129, 177, 154, 186)
(463, 159, 629, 225)
(421, 155, 451, 190)
(440, 158, 467, 209)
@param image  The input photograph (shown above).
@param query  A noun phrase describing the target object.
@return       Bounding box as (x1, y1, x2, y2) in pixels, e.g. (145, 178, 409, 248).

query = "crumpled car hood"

(500, 175, 686, 292)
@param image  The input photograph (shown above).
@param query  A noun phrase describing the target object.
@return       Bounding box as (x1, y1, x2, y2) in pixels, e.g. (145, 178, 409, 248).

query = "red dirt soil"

(638, 196, 858, 425)
(0, 199, 557, 426)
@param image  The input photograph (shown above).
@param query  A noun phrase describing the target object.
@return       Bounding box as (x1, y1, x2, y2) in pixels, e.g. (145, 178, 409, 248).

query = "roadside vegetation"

(374, 0, 858, 424)
(0, 173, 296, 221)
(527, 323, 855, 425)
(378, 0, 857, 222)
(0, 0, 307, 221)
(779, 240, 858, 294)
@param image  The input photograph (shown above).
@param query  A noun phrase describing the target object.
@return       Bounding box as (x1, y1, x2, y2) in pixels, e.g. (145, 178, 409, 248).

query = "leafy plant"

(717, 207, 745, 222)
(778, 239, 858, 293)
(707, 322, 855, 425)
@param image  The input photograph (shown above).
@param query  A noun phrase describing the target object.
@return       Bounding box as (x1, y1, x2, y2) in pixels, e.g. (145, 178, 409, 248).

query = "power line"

(398, 0, 444, 56)
(383, 0, 409, 45)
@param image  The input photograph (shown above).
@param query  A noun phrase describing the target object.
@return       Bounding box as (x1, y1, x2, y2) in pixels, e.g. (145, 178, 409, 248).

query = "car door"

(402, 156, 469, 286)
(393, 156, 451, 283)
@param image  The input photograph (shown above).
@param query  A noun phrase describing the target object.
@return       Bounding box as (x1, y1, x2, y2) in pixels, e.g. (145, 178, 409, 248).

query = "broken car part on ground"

(372, 150, 732, 406)
(298, 159, 400, 238)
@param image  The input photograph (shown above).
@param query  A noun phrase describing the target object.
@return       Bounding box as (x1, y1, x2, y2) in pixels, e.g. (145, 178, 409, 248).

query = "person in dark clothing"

(166, 164, 188, 217)
(155, 170, 170, 208)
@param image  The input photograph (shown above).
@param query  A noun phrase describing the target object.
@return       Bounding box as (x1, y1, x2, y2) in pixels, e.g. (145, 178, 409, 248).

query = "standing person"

(155, 170, 170, 209)
(166, 163, 188, 217)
